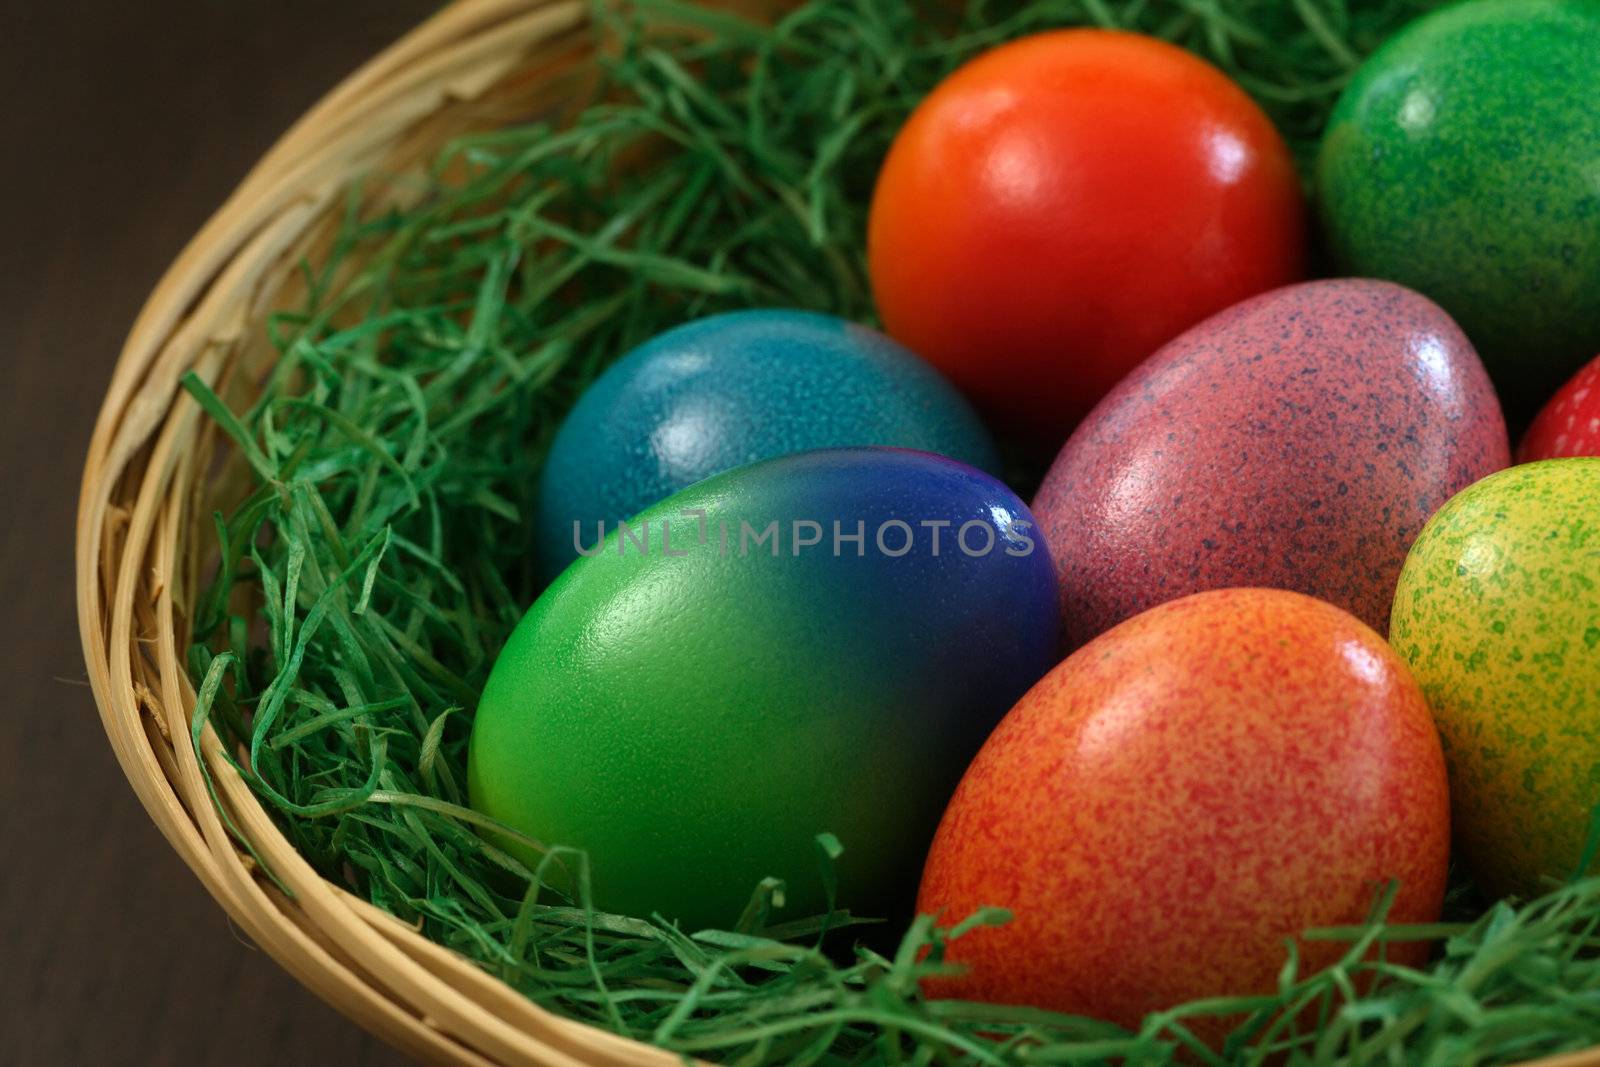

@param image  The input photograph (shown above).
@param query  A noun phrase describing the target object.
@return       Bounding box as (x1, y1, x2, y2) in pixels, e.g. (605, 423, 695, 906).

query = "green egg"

(468, 448, 1059, 929)
(1390, 459, 1600, 898)
(1315, 0, 1600, 421)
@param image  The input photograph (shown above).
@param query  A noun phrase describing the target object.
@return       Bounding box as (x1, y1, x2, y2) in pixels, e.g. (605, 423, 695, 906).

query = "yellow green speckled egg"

(1391, 459, 1600, 897)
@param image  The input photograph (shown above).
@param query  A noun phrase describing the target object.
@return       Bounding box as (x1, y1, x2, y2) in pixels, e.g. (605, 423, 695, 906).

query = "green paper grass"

(184, 0, 1600, 1062)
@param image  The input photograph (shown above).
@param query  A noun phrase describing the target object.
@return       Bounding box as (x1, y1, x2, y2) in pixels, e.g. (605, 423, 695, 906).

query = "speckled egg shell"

(917, 588, 1450, 1041)
(474, 448, 1059, 930)
(1316, 0, 1600, 422)
(1520, 354, 1600, 461)
(1390, 458, 1600, 899)
(536, 309, 998, 576)
(1033, 278, 1509, 651)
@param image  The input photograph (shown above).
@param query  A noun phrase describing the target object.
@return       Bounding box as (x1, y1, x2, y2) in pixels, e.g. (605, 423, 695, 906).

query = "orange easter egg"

(917, 588, 1449, 1040)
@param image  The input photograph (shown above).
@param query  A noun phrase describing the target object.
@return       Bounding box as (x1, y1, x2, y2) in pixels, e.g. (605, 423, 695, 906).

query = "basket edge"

(70, 2, 683, 1065)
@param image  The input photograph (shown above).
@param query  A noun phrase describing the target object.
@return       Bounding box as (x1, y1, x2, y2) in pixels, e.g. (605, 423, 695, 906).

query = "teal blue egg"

(536, 310, 998, 575)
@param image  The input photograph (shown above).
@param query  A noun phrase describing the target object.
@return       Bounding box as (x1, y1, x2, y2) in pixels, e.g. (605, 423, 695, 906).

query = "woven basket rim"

(75, 2, 684, 1063)
(72, 1, 1600, 1065)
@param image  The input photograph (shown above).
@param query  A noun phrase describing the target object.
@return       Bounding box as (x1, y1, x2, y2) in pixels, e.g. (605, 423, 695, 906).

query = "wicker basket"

(75, 2, 698, 1062)
(70, 1, 1600, 1064)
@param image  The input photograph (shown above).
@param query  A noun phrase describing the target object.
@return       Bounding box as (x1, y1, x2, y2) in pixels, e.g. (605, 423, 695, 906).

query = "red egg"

(917, 588, 1449, 1042)
(1519, 353, 1600, 461)
(867, 30, 1305, 441)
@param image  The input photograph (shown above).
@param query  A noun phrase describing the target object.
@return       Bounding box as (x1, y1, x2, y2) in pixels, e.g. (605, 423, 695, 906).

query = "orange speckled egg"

(916, 588, 1449, 1039)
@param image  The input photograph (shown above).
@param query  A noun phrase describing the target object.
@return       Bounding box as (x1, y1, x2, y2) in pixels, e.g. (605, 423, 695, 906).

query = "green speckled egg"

(1316, 0, 1600, 421)
(1390, 459, 1600, 897)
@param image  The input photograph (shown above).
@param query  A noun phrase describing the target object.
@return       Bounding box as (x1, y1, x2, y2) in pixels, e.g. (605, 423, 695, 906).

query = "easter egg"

(536, 309, 998, 575)
(1520, 354, 1600, 462)
(1033, 278, 1508, 651)
(472, 448, 1059, 928)
(1316, 0, 1600, 422)
(868, 30, 1305, 440)
(1390, 459, 1600, 898)
(917, 588, 1450, 1038)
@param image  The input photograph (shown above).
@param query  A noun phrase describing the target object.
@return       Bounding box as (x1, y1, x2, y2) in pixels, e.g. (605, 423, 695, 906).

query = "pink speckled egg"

(1033, 279, 1508, 650)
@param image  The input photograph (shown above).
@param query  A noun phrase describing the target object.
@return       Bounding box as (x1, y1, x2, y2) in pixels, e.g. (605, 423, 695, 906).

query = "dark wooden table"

(0, 3, 440, 1063)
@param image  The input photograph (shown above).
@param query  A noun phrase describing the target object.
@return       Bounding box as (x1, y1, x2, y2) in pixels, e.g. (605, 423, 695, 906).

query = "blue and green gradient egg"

(471, 448, 1059, 928)
(536, 309, 999, 575)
